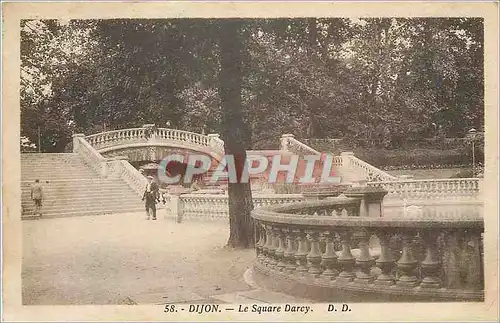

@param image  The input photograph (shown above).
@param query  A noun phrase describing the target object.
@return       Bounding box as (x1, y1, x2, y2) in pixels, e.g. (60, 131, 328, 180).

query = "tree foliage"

(21, 18, 484, 151)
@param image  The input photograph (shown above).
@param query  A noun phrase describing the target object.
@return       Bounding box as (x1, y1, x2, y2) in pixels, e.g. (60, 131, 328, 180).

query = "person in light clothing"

(142, 176, 159, 220)
(30, 179, 44, 217)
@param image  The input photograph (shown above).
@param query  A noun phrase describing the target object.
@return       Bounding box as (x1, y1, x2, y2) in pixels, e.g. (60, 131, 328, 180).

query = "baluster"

(337, 230, 356, 282)
(320, 231, 339, 279)
(306, 231, 322, 276)
(262, 225, 272, 265)
(442, 229, 464, 289)
(284, 229, 297, 273)
(374, 230, 396, 285)
(275, 228, 287, 271)
(396, 230, 419, 287)
(294, 230, 309, 274)
(354, 230, 375, 283)
(255, 223, 264, 260)
(267, 228, 279, 268)
(420, 230, 441, 288)
(464, 229, 483, 290)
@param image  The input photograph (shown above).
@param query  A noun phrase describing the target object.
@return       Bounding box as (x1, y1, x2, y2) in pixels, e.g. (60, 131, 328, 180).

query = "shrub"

(353, 146, 484, 169)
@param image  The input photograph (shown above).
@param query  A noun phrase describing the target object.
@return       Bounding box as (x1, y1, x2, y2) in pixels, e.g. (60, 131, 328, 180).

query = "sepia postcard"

(2, 1, 499, 322)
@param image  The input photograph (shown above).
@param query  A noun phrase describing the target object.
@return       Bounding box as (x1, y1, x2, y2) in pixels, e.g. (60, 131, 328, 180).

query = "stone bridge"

(84, 126, 225, 164)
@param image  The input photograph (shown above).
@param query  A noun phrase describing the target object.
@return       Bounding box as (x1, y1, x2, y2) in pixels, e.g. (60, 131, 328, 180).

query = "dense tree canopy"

(21, 18, 484, 152)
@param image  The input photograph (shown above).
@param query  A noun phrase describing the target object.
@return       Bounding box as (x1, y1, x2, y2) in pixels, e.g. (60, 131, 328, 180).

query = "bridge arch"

(85, 127, 224, 163)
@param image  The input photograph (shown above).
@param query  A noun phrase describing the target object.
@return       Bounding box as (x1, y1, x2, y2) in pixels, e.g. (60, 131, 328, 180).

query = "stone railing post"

(107, 156, 129, 178)
(340, 151, 354, 181)
(72, 133, 85, 152)
(169, 194, 184, 223)
(207, 133, 221, 148)
(477, 178, 483, 199)
(344, 183, 388, 218)
(100, 160, 109, 178)
(280, 134, 294, 151)
(142, 123, 157, 141)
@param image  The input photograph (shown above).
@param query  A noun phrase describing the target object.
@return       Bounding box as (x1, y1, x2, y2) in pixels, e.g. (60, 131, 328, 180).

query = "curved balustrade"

(86, 128, 146, 149)
(84, 127, 225, 157)
(251, 199, 484, 302)
(368, 178, 481, 202)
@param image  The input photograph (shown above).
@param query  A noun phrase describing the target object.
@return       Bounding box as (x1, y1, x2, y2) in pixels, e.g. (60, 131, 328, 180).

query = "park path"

(22, 212, 261, 305)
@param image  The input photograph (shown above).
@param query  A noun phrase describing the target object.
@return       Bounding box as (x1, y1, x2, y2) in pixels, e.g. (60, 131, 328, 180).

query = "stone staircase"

(21, 153, 144, 219)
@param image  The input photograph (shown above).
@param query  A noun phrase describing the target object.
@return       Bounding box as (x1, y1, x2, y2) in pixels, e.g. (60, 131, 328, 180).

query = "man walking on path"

(30, 179, 44, 217)
(142, 176, 159, 220)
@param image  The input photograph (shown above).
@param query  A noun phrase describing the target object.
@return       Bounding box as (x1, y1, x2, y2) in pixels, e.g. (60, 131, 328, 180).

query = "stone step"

(21, 153, 148, 219)
(21, 190, 141, 199)
(21, 188, 140, 196)
(22, 202, 145, 214)
(22, 198, 144, 209)
(21, 181, 131, 188)
(21, 208, 145, 219)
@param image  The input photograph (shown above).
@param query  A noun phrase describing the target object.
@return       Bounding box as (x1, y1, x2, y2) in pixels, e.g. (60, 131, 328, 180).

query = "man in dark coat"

(142, 176, 160, 220)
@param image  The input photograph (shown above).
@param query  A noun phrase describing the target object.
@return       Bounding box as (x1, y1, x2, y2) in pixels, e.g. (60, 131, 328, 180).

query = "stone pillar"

(72, 133, 85, 152)
(108, 156, 129, 178)
(169, 194, 183, 223)
(340, 151, 354, 182)
(100, 160, 109, 178)
(280, 134, 294, 151)
(207, 134, 221, 150)
(142, 124, 157, 141)
(477, 178, 483, 200)
(344, 185, 388, 217)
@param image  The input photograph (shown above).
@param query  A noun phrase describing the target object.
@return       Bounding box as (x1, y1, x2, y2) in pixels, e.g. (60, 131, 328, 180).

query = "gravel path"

(22, 213, 254, 305)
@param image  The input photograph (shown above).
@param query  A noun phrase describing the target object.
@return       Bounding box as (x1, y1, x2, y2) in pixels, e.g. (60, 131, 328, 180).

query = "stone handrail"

(367, 178, 481, 201)
(73, 134, 108, 177)
(84, 127, 225, 157)
(118, 159, 148, 197)
(251, 199, 484, 302)
(279, 134, 394, 183)
(280, 134, 321, 155)
(74, 133, 148, 196)
(343, 153, 397, 182)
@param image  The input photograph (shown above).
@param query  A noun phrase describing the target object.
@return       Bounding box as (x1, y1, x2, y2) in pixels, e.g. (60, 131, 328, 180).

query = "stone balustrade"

(280, 134, 321, 155)
(74, 133, 149, 196)
(118, 158, 148, 197)
(250, 196, 484, 302)
(342, 152, 397, 182)
(84, 126, 225, 157)
(368, 178, 481, 202)
(163, 193, 306, 222)
(279, 135, 395, 183)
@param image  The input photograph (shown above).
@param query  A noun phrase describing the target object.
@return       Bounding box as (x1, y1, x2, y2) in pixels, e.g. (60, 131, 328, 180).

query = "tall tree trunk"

(218, 19, 254, 249)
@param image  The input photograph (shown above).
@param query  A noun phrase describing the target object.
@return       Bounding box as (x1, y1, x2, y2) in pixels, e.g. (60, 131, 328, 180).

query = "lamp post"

(468, 128, 477, 177)
(37, 126, 41, 153)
